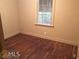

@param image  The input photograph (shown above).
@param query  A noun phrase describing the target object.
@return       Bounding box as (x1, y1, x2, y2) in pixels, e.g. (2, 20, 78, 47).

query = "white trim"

(35, 23, 53, 27)
(35, 0, 54, 27)
(21, 32, 77, 46)
(4, 32, 20, 40)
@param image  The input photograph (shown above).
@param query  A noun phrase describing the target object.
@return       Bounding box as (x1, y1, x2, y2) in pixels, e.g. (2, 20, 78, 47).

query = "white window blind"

(37, 0, 53, 26)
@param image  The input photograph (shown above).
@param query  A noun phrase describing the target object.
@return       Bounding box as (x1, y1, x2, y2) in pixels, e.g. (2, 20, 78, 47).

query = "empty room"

(0, 0, 79, 59)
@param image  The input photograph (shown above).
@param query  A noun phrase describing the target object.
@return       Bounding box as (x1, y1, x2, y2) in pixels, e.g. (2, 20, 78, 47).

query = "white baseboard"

(4, 32, 20, 40)
(21, 32, 77, 46)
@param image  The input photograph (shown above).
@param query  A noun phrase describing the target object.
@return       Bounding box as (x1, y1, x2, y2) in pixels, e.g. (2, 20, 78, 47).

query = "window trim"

(35, 0, 55, 27)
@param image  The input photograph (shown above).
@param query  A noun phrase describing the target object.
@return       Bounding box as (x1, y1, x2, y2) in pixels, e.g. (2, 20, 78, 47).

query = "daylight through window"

(37, 0, 53, 26)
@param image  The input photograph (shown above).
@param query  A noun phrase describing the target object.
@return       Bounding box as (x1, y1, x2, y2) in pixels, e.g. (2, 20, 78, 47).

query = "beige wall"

(0, 0, 20, 39)
(0, 0, 79, 58)
(55, 0, 79, 45)
(18, 0, 79, 57)
(18, 0, 79, 45)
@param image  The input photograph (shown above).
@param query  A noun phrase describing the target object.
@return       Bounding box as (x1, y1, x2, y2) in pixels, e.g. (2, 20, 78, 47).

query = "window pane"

(42, 12, 51, 24)
(38, 12, 43, 24)
(39, 0, 52, 12)
(37, 0, 53, 26)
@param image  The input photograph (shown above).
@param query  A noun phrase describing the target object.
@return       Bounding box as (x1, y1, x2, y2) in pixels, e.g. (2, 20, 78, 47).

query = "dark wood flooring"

(5, 33, 77, 59)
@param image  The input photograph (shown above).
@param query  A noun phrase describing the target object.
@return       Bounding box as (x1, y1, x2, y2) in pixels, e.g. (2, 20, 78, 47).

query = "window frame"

(35, 0, 55, 27)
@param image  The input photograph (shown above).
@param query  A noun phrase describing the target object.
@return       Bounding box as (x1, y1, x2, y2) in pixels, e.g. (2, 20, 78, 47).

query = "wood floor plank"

(5, 33, 78, 59)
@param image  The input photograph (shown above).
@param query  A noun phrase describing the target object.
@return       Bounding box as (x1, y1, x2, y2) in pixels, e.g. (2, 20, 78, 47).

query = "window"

(36, 0, 53, 26)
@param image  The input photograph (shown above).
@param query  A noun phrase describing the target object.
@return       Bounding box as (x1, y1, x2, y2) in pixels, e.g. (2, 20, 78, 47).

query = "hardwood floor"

(5, 33, 77, 59)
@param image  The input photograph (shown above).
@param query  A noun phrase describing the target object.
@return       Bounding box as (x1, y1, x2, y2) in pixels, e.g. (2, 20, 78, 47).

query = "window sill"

(35, 23, 54, 27)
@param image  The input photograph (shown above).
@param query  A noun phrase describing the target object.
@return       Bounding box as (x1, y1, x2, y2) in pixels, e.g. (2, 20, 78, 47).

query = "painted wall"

(0, 0, 79, 58)
(0, 0, 20, 39)
(18, 0, 79, 45)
